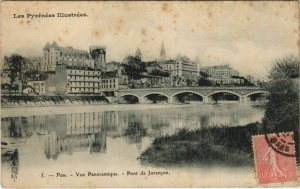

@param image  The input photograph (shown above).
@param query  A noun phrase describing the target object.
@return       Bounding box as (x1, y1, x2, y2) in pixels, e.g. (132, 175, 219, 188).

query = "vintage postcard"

(0, 1, 299, 188)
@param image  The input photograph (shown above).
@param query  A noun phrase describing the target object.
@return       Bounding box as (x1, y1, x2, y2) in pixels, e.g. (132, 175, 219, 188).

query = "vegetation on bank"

(139, 123, 261, 166)
(1, 95, 109, 106)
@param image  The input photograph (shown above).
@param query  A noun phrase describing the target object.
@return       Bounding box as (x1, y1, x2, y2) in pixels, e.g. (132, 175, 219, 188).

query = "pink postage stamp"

(252, 132, 298, 185)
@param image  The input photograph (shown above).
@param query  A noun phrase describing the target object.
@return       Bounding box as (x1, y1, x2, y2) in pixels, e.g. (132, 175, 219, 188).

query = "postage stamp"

(252, 132, 298, 185)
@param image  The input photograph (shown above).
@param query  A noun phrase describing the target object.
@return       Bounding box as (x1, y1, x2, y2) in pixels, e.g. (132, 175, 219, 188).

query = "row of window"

(70, 87, 102, 91)
(68, 76, 101, 80)
(102, 79, 116, 83)
(67, 70, 101, 75)
(68, 84, 116, 88)
(102, 84, 116, 88)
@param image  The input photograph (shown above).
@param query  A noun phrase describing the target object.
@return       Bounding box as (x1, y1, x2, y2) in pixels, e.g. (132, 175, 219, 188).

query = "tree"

(198, 71, 211, 86)
(186, 79, 192, 87)
(199, 71, 209, 78)
(263, 55, 299, 132)
(4, 54, 26, 85)
(123, 56, 145, 80)
(198, 78, 211, 86)
(268, 55, 299, 80)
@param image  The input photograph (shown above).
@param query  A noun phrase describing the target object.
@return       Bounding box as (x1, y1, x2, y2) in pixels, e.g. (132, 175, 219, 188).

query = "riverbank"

(1, 95, 110, 107)
(139, 122, 262, 167)
(1, 103, 210, 118)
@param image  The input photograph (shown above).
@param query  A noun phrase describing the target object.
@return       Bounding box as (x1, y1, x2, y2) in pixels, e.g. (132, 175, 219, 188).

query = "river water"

(1, 103, 268, 187)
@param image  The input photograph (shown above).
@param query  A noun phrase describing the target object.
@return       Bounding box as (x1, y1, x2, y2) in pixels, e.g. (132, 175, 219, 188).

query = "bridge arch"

(142, 92, 169, 104)
(206, 90, 242, 98)
(142, 92, 169, 99)
(119, 93, 140, 99)
(171, 91, 205, 99)
(245, 91, 269, 97)
(119, 93, 140, 104)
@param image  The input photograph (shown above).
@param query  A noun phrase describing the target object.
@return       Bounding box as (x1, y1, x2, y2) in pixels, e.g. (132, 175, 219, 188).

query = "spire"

(43, 42, 51, 50)
(135, 48, 142, 60)
(160, 41, 166, 62)
(51, 41, 60, 49)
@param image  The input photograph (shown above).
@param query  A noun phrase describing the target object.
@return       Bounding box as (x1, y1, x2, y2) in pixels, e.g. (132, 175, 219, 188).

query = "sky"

(1, 1, 299, 79)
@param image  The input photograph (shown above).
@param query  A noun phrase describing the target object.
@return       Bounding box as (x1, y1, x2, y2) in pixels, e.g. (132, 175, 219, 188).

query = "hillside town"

(1, 41, 262, 97)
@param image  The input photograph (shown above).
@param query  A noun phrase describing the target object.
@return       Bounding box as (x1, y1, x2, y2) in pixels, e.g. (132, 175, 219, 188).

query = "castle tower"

(160, 42, 166, 62)
(90, 46, 106, 70)
(135, 48, 142, 60)
(42, 41, 61, 72)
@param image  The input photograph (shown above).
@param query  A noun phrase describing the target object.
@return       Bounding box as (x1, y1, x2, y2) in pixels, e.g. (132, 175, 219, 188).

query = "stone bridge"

(116, 87, 268, 103)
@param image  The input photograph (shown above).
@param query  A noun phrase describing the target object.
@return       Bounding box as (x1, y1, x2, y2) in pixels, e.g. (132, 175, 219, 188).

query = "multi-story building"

(101, 71, 119, 97)
(201, 64, 239, 78)
(27, 80, 46, 94)
(46, 64, 101, 95)
(161, 55, 199, 80)
(157, 42, 199, 80)
(161, 59, 177, 78)
(42, 41, 100, 72)
(200, 64, 243, 85)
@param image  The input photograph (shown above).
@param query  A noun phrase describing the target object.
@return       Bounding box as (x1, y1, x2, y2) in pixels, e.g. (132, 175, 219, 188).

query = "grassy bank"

(1, 95, 109, 106)
(140, 123, 263, 167)
(140, 123, 299, 167)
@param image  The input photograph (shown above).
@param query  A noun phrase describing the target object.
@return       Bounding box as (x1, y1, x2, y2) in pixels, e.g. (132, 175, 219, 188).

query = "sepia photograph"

(0, 1, 299, 187)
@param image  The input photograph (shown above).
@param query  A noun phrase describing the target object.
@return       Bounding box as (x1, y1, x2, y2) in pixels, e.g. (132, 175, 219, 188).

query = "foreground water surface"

(2, 103, 266, 187)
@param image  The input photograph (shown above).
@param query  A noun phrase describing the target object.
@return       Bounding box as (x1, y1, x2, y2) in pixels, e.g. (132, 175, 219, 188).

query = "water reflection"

(1, 104, 264, 182)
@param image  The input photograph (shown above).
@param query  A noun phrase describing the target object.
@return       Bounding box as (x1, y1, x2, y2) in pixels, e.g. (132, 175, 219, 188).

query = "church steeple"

(135, 48, 142, 60)
(160, 41, 166, 62)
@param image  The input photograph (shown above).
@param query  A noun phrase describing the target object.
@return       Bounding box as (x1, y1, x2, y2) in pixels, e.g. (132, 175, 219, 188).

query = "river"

(1, 103, 275, 187)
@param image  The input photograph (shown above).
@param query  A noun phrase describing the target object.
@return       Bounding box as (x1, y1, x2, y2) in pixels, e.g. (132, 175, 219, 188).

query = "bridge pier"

(239, 96, 248, 103)
(138, 97, 144, 104)
(203, 96, 209, 104)
(168, 97, 173, 104)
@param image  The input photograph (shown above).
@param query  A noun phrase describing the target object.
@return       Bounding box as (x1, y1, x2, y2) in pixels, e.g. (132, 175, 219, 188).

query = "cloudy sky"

(1, 1, 299, 79)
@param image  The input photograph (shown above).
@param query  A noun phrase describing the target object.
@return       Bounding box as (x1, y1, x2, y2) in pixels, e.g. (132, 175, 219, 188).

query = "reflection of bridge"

(116, 87, 268, 103)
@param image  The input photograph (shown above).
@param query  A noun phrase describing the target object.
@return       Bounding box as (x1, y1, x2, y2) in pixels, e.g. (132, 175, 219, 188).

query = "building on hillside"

(46, 64, 101, 95)
(201, 64, 239, 78)
(117, 64, 129, 88)
(42, 41, 103, 72)
(144, 61, 162, 74)
(161, 55, 199, 80)
(200, 64, 243, 85)
(103, 61, 120, 72)
(27, 80, 46, 94)
(175, 55, 199, 80)
(101, 71, 119, 97)
(139, 73, 171, 88)
(161, 59, 178, 78)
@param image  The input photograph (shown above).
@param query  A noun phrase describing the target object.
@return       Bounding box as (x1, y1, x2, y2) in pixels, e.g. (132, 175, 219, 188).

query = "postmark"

(252, 132, 298, 185)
